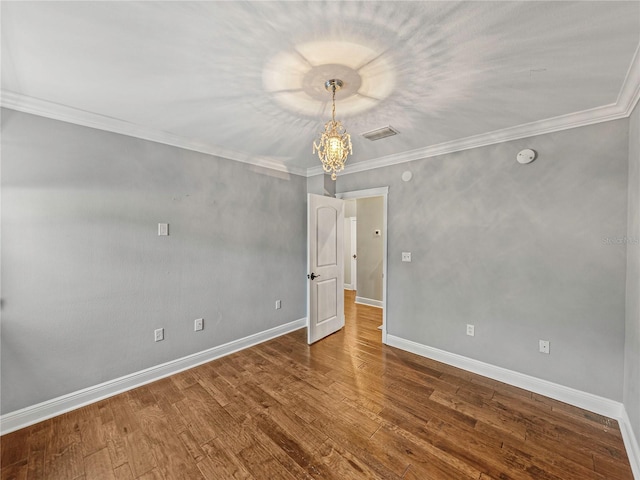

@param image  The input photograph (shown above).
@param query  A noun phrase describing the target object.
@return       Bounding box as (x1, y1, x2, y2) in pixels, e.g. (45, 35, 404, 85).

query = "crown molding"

(617, 43, 640, 117)
(3, 42, 639, 182)
(0, 91, 307, 178)
(309, 44, 640, 178)
(326, 101, 634, 178)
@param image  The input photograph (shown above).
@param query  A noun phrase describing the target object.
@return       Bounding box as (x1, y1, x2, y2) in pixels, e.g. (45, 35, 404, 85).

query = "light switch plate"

(154, 328, 164, 342)
(158, 223, 169, 236)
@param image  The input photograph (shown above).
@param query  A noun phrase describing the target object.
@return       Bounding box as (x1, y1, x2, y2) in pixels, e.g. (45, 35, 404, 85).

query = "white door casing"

(307, 194, 344, 344)
(350, 217, 357, 291)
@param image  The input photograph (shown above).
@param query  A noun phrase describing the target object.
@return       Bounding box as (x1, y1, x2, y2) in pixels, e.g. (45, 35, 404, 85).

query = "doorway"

(336, 187, 388, 344)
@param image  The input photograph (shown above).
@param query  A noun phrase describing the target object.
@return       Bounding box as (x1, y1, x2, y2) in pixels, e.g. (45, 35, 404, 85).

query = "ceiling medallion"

(313, 79, 352, 180)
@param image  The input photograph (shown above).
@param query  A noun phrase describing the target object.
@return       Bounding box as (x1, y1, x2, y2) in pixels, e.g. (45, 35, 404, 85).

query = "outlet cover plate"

(194, 318, 204, 331)
(539, 340, 550, 354)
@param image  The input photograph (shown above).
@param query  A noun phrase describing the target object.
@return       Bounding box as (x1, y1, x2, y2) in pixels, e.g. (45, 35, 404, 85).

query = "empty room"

(1, 1, 639, 479)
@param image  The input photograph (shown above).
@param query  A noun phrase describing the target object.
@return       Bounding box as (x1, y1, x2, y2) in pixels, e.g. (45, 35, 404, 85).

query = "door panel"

(317, 207, 337, 267)
(316, 278, 338, 324)
(307, 194, 344, 344)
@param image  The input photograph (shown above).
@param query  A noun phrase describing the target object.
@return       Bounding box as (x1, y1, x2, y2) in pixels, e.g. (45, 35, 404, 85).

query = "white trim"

(386, 334, 623, 418)
(344, 284, 354, 290)
(327, 103, 628, 177)
(355, 296, 383, 308)
(4, 66, 639, 181)
(0, 92, 307, 178)
(0, 318, 306, 436)
(308, 50, 640, 179)
(617, 43, 640, 117)
(620, 408, 640, 480)
(387, 334, 640, 478)
(350, 217, 358, 292)
(336, 186, 389, 200)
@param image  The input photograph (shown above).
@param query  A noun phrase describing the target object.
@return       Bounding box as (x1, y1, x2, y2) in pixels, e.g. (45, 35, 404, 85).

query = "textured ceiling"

(2, 1, 639, 176)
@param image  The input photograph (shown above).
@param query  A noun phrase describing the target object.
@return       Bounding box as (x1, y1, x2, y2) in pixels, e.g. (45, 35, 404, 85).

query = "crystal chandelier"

(313, 79, 352, 180)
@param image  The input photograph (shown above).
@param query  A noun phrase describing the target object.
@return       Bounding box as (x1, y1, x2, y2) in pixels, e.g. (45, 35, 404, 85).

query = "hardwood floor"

(1, 290, 634, 479)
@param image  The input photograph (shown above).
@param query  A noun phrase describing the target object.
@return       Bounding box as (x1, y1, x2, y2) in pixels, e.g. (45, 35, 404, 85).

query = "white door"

(307, 193, 344, 344)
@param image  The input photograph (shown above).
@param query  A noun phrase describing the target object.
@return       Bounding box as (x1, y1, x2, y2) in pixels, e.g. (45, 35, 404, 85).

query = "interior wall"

(306, 173, 335, 197)
(336, 119, 629, 400)
(0, 109, 307, 414)
(356, 197, 384, 303)
(624, 101, 640, 445)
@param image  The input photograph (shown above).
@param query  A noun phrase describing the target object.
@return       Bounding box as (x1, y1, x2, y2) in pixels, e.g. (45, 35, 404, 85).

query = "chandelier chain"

(332, 85, 336, 123)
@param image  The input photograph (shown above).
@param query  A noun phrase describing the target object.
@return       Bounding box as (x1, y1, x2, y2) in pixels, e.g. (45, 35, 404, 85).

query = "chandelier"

(313, 79, 352, 180)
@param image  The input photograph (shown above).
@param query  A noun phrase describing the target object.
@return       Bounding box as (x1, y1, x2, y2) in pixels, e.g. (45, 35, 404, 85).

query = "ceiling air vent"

(361, 125, 399, 141)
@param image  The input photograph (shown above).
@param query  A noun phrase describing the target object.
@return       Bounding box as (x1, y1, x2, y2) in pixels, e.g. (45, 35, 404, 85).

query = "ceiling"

(2, 1, 639, 177)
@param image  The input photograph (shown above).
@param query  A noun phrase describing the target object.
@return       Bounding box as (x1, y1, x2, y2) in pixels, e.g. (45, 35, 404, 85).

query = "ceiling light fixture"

(313, 79, 352, 180)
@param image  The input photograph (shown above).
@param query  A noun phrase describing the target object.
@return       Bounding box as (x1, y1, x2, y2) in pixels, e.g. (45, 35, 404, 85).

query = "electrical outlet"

(154, 328, 164, 342)
(275, 300, 281, 310)
(539, 340, 550, 354)
(194, 318, 204, 332)
(402, 252, 412, 262)
(466, 324, 475, 336)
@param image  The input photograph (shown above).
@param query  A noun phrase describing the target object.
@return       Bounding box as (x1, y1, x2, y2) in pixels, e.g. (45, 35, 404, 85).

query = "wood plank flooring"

(1, 290, 634, 479)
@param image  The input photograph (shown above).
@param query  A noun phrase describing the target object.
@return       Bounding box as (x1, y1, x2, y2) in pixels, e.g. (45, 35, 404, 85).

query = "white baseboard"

(386, 334, 640, 479)
(620, 408, 640, 479)
(0, 318, 306, 436)
(386, 334, 622, 417)
(355, 296, 383, 308)
(344, 284, 354, 290)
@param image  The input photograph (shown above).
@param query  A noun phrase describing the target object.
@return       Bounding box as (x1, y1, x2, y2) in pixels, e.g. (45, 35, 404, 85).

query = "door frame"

(344, 216, 357, 290)
(336, 186, 389, 344)
(350, 217, 357, 291)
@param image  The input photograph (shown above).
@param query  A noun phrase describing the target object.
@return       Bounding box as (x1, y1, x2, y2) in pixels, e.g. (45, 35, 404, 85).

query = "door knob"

(307, 273, 320, 280)
(353, 254, 357, 259)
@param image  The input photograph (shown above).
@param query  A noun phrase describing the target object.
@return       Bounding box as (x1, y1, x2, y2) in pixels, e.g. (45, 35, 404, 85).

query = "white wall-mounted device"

(516, 149, 537, 164)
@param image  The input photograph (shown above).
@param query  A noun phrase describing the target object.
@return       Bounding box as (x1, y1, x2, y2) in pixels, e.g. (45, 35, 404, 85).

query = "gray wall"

(306, 173, 335, 197)
(625, 102, 640, 445)
(1, 109, 307, 414)
(337, 119, 629, 400)
(356, 197, 384, 302)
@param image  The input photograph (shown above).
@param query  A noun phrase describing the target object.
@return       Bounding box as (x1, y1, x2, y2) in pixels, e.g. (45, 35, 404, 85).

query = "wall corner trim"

(0, 318, 306, 436)
(386, 334, 640, 479)
(620, 408, 640, 480)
